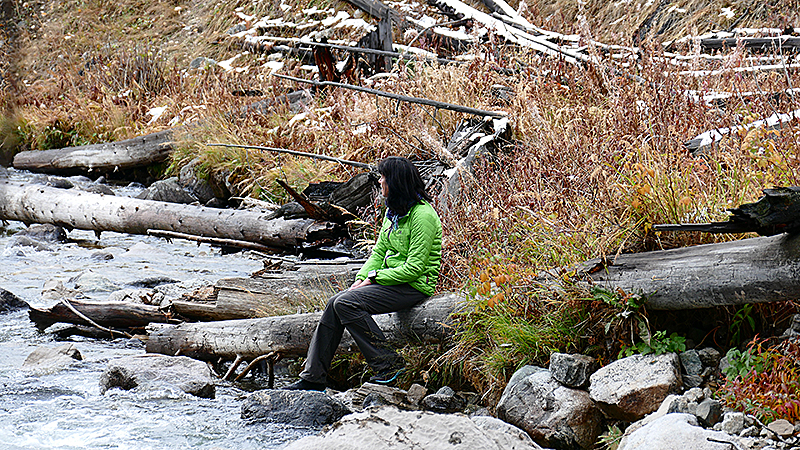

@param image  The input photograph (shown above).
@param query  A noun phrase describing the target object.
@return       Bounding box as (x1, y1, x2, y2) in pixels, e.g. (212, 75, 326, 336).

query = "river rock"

(241, 389, 350, 427)
(22, 343, 82, 372)
(135, 177, 198, 204)
(783, 314, 800, 338)
(284, 405, 544, 450)
(15, 224, 68, 242)
(106, 288, 164, 305)
(695, 398, 723, 426)
(179, 158, 218, 205)
(588, 353, 682, 421)
(618, 413, 739, 450)
(767, 419, 795, 437)
(344, 382, 416, 410)
(83, 183, 115, 195)
(718, 411, 747, 435)
(100, 354, 215, 398)
(69, 270, 120, 293)
(422, 386, 464, 413)
(549, 353, 597, 388)
(0, 287, 28, 312)
(41, 279, 80, 301)
(496, 365, 603, 449)
(0, 166, 7, 177)
(7, 235, 52, 251)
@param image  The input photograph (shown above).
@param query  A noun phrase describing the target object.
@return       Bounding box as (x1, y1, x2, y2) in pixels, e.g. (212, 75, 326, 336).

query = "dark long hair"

(378, 156, 432, 216)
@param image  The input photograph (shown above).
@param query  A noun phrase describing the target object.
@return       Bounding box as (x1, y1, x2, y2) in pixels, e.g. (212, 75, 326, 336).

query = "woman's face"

(379, 174, 388, 197)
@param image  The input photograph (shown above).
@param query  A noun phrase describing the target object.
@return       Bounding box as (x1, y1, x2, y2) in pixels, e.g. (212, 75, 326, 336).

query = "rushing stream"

(0, 169, 317, 449)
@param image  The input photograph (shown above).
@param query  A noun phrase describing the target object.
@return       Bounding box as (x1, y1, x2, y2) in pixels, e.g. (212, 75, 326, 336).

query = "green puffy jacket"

(356, 200, 442, 296)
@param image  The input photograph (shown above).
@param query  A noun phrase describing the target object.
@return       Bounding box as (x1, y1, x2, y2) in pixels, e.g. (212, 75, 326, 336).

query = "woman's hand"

(348, 278, 372, 290)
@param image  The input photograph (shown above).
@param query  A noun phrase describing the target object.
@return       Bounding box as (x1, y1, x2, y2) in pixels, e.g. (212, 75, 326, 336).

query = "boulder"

(100, 354, 215, 398)
(549, 353, 598, 388)
(496, 366, 604, 450)
(135, 177, 198, 204)
(695, 398, 723, 426)
(284, 405, 544, 450)
(241, 389, 350, 427)
(22, 343, 82, 372)
(15, 224, 68, 242)
(717, 412, 746, 436)
(338, 382, 417, 410)
(618, 413, 740, 450)
(588, 353, 682, 421)
(179, 159, 218, 205)
(0, 287, 28, 312)
(767, 419, 795, 438)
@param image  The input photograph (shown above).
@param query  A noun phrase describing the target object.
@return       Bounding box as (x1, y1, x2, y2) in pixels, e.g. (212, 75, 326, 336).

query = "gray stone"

(695, 398, 722, 426)
(767, 419, 795, 437)
(106, 288, 164, 305)
(697, 347, 721, 369)
(69, 270, 120, 293)
(7, 235, 52, 251)
(683, 387, 705, 403)
(783, 314, 800, 338)
(284, 405, 544, 450)
(0, 287, 27, 312)
(618, 413, 739, 450)
(16, 224, 68, 242)
(0, 166, 7, 177)
(349, 383, 414, 410)
(407, 383, 428, 406)
(135, 177, 198, 204)
(679, 350, 704, 376)
(665, 396, 694, 415)
(100, 354, 215, 398)
(242, 389, 350, 427)
(179, 159, 217, 204)
(683, 374, 703, 388)
(720, 412, 746, 436)
(588, 353, 682, 421)
(422, 386, 463, 413)
(84, 184, 115, 195)
(497, 366, 603, 449)
(22, 344, 82, 372)
(90, 249, 115, 261)
(549, 353, 598, 388)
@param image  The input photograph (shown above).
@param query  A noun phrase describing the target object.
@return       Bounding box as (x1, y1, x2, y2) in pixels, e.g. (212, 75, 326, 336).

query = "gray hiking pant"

(299, 283, 427, 384)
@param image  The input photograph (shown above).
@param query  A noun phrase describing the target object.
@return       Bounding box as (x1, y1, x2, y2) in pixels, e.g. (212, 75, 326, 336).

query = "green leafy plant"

(729, 304, 756, 346)
(619, 330, 686, 357)
(597, 424, 623, 450)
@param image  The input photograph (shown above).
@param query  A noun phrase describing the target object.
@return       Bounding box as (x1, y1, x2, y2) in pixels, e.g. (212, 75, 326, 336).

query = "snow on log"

(577, 233, 800, 310)
(145, 292, 463, 361)
(0, 180, 340, 248)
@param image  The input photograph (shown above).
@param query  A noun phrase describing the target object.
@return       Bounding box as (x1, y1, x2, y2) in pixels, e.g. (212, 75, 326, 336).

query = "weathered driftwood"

(13, 129, 175, 176)
(29, 298, 176, 331)
(275, 74, 507, 118)
(685, 108, 800, 154)
(577, 233, 800, 310)
(147, 229, 283, 253)
(176, 259, 365, 320)
(145, 292, 463, 361)
(0, 180, 340, 249)
(700, 36, 800, 52)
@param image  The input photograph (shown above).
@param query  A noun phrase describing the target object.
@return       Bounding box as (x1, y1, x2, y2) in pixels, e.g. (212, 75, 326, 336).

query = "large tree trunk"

(0, 180, 340, 248)
(12, 129, 175, 176)
(145, 293, 462, 361)
(578, 233, 800, 310)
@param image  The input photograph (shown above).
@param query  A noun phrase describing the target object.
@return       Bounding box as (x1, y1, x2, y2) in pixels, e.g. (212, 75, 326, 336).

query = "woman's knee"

(332, 293, 363, 322)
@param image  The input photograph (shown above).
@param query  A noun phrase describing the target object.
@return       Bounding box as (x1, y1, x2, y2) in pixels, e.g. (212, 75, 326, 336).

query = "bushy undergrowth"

(719, 338, 800, 423)
(4, 0, 800, 416)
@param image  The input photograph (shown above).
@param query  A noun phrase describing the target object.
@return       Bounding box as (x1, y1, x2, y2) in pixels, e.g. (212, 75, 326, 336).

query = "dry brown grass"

(4, 0, 800, 405)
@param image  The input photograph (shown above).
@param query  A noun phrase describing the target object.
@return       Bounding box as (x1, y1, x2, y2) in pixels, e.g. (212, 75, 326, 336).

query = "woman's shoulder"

(409, 201, 441, 222)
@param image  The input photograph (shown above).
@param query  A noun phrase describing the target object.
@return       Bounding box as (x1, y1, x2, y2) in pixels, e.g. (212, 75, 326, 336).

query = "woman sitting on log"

(284, 156, 442, 391)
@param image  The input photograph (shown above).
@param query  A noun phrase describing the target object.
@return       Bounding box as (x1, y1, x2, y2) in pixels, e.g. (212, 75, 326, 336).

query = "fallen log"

(577, 233, 800, 310)
(145, 292, 462, 361)
(174, 259, 365, 320)
(0, 180, 340, 249)
(12, 129, 175, 177)
(685, 108, 800, 154)
(29, 298, 176, 331)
